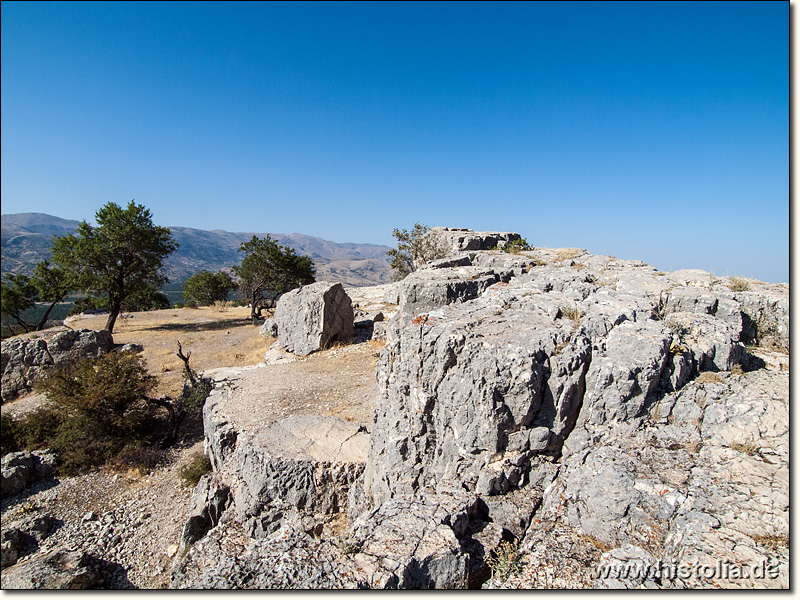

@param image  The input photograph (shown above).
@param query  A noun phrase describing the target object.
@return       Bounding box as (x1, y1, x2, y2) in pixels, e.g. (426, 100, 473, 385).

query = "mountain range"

(1, 213, 393, 286)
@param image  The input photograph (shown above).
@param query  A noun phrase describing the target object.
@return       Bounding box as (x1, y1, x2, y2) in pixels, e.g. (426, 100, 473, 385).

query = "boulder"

(229, 415, 368, 538)
(1, 450, 58, 499)
(274, 282, 354, 357)
(259, 318, 278, 338)
(1, 329, 113, 403)
(0, 548, 100, 589)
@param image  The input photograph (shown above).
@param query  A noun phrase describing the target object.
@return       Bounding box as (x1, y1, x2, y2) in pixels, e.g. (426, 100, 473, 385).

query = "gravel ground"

(1, 288, 393, 589)
(1, 439, 202, 589)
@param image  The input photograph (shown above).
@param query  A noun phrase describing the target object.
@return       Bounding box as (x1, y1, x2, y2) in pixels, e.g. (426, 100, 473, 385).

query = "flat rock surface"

(254, 415, 369, 463)
(205, 339, 382, 432)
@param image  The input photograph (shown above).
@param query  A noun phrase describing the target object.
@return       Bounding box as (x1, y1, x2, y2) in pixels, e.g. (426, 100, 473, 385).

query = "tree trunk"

(105, 300, 122, 332)
(35, 301, 58, 331)
(146, 396, 187, 448)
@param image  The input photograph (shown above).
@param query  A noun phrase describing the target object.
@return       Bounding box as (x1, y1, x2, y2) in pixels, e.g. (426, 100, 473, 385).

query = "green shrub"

(37, 352, 156, 434)
(1, 412, 22, 455)
(487, 540, 523, 582)
(183, 270, 236, 307)
(27, 351, 163, 475)
(14, 406, 64, 449)
(180, 451, 212, 486)
(503, 238, 532, 254)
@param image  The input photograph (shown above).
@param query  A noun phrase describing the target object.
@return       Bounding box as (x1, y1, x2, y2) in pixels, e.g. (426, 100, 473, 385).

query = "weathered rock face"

(431, 227, 523, 253)
(359, 250, 788, 588)
(1, 514, 57, 568)
(0, 548, 100, 589)
(259, 318, 277, 338)
(392, 265, 511, 326)
(540, 369, 789, 588)
(172, 245, 789, 589)
(274, 282, 354, 357)
(197, 390, 370, 539)
(1, 329, 114, 403)
(1, 450, 58, 499)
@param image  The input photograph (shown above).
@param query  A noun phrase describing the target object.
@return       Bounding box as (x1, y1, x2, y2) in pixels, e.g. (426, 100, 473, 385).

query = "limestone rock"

(392, 265, 511, 326)
(1, 548, 100, 589)
(171, 521, 368, 589)
(539, 370, 788, 588)
(431, 227, 523, 253)
(274, 282, 354, 356)
(259, 318, 278, 338)
(1, 329, 113, 403)
(1, 450, 58, 499)
(229, 415, 367, 538)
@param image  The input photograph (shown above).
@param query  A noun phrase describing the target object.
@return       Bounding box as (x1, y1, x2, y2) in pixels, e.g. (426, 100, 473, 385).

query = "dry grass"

(695, 372, 722, 385)
(728, 277, 750, 292)
(67, 306, 268, 397)
(729, 441, 760, 456)
(579, 533, 613, 553)
(555, 248, 583, 262)
(751, 534, 789, 550)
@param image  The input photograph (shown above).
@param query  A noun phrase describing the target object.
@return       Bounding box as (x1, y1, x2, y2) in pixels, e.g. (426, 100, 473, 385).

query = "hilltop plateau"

(0, 229, 789, 589)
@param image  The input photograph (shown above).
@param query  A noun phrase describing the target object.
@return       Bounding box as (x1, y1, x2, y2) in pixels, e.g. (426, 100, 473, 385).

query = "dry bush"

(695, 372, 722, 384)
(728, 277, 750, 292)
(555, 248, 582, 262)
(180, 451, 212, 486)
(559, 306, 581, 325)
(729, 441, 759, 456)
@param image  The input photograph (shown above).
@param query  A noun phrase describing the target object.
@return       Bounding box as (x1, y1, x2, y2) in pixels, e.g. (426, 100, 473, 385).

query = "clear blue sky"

(1, 1, 789, 282)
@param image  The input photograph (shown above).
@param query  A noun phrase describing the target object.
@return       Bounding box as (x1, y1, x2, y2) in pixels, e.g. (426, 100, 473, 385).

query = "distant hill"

(1, 213, 393, 286)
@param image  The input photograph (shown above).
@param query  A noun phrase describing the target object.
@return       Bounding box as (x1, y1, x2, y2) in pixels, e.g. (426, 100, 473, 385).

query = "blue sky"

(1, 1, 789, 282)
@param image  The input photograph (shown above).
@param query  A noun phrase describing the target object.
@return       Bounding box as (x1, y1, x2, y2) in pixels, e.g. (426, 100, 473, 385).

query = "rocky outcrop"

(0, 548, 100, 589)
(274, 282, 354, 357)
(1, 514, 57, 568)
(1, 450, 58, 499)
(170, 241, 789, 589)
(172, 410, 371, 587)
(431, 227, 523, 253)
(1, 329, 114, 403)
(539, 369, 789, 588)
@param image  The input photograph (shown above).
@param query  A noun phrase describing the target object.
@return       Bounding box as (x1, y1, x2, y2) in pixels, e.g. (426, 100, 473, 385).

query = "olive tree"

(183, 270, 236, 306)
(1, 261, 74, 334)
(231, 235, 315, 322)
(51, 201, 177, 333)
(387, 222, 449, 280)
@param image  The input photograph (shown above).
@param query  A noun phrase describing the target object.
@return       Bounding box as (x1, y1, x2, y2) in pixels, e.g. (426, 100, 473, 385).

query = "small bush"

(37, 352, 157, 436)
(12, 406, 64, 449)
(180, 451, 212, 486)
(487, 540, 523, 582)
(27, 352, 163, 475)
(1, 412, 22, 455)
(559, 305, 581, 324)
(112, 443, 165, 474)
(729, 441, 759, 456)
(728, 277, 750, 292)
(502, 238, 532, 254)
